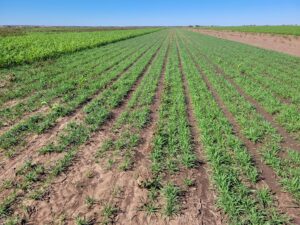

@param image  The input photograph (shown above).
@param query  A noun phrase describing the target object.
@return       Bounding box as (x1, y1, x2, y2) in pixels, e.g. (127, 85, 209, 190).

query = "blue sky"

(0, 0, 299, 26)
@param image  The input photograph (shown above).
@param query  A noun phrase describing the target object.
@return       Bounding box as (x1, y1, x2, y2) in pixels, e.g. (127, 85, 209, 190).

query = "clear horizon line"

(1, 24, 300, 27)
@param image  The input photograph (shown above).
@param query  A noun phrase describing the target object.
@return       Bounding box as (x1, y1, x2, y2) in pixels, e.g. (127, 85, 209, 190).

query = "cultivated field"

(0, 28, 299, 225)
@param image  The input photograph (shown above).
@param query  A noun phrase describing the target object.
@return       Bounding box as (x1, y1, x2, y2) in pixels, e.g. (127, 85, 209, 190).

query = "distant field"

(198, 25, 300, 36)
(0, 26, 157, 37)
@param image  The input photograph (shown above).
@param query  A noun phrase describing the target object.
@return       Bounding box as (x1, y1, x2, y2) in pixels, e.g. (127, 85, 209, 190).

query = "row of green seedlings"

(176, 32, 288, 224)
(80, 34, 170, 224)
(76, 33, 170, 224)
(0, 31, 167, 130)
(181, 30, 300, 139)
(138, 37, 197, 217)
(218, 39, 300, 90)
(224, 50, 300, 104)
(180, 32, 300, 203)
(0, 36, 164, 224)
(0, 33, 164, 158)
(97, 35, 170, 172)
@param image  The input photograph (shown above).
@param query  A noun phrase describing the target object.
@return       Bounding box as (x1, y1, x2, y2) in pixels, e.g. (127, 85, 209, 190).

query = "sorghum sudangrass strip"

(180, 30, 300, 204)
(177, 31, 288, 224)
(181, 30, 300, 139)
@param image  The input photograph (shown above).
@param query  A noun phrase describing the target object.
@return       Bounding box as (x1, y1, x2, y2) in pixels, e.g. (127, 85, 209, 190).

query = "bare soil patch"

(191, 29, 300, 57)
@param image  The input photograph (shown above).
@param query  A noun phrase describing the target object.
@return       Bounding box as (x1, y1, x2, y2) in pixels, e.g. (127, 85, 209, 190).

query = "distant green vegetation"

(0, 26, 157, 37)
(199, 25, 300, 36)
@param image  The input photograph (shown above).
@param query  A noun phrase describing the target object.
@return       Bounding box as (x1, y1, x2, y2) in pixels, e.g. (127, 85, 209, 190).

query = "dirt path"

(190, 29, 300, 57)
(182, 38, 300, 223)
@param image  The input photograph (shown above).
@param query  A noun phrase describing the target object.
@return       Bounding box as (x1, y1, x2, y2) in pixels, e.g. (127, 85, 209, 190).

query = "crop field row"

(0, 28, 299, 224)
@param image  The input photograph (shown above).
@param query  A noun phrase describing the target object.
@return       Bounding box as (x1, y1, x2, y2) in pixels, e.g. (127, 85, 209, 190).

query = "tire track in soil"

(177, 41, 224, 225)
(0, 41, 158, 193)
(181, 36, 300, 223)
(23, 41, 164, 225)
(0, 98, 22, 109)
(0, 96, 32, 122)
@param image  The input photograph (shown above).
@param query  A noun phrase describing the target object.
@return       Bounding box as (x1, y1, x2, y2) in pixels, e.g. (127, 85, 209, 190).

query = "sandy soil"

(190, 29, 300, 57)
